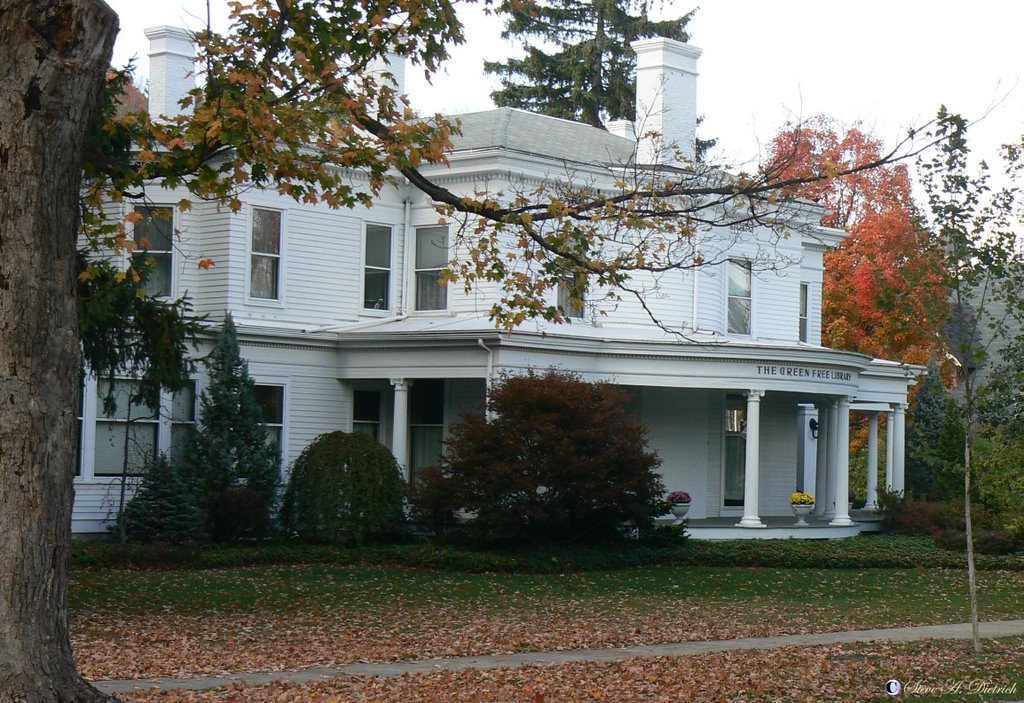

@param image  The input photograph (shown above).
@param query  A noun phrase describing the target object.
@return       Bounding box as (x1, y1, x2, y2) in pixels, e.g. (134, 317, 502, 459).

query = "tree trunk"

(964, 429, 981, 652)
(0, 1, 119, 701)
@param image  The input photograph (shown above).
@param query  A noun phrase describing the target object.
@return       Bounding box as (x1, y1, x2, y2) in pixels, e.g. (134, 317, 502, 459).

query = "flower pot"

(791, 503, 814, 526)
(670, 502, 690, 523)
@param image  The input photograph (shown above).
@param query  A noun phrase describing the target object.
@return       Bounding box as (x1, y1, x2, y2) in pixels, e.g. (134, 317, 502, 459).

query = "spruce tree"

(122, 454, 205, 544)
(183, 313, 280, 538)
(484, 0, 693, 128)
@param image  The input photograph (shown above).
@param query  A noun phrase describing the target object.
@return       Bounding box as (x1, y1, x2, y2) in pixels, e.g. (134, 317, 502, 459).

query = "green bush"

(121, 454, 205, 544)
(279, 431, 405, 544)
(414, 370, 665, 546)
(935, 529, 1020, 555)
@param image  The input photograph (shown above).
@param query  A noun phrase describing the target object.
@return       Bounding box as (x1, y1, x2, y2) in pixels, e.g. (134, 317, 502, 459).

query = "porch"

(677, 510, 884, 540)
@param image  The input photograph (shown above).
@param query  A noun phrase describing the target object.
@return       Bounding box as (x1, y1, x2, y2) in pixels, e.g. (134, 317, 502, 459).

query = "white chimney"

(144, 26, 196, 118)
(605, 119, 636, 141)
(367, 52, 406, 98)
(631, 38, 702, 165)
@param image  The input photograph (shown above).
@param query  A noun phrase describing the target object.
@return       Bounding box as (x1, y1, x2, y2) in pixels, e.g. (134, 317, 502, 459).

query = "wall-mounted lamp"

(809, 418, 819, 440)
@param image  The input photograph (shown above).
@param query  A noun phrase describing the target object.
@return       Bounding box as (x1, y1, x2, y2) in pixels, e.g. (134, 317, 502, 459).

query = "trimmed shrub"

(935, 529, 1019, 555)
(121, 454, 204, 544)
(415, 369, 665, 545)
(279, 431, 405, 544)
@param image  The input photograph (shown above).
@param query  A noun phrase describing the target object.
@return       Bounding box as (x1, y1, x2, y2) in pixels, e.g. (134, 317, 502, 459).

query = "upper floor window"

(415, 226, 448, 311)
(250, 208, 282, 300)
(727, 260, 751, 335)
(132, 206, 173, 298)
(799, 283, 810, 343)
(557, 276, 585, 319)
(364, 224, 392, 311)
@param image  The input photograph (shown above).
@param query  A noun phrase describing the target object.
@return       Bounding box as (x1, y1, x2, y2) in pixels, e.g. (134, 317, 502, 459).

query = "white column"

(813, 404, 829, 516)
(797, 405, 817, 494)
(865, 411, 879, 511)
(391, 379, 411, 481)
(893, 403, 906, 494)
(737, 389, 766, 528)
(830, 396, 854, 527)
(824, 399, 839, 519)
(885, 410, 895, 492)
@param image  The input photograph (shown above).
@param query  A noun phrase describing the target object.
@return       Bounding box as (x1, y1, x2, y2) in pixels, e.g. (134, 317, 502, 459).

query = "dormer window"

(727, 260, 751, 335)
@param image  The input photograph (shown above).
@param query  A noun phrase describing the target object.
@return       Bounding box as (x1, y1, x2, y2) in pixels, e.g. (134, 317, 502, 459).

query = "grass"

(70, 560, 1024, 628)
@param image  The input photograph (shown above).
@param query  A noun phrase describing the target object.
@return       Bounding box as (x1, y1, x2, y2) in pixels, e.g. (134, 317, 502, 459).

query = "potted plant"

(789, 491, 815, 526)
(667, 490, 691, 523)
(848, 490, 857, 512)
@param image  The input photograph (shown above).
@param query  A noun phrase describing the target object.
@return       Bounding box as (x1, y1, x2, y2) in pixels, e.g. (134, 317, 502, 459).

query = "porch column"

(737, 389, 766, 528)
(830, 396, 854, 527)
(893, 403, 906, 494)
(813, 404, 829, 516)
(824, 399, 839, 518)
(865, 411, 879, 511)
(885, 410, 895, 492)
(797, 405, 817, 494)
(391, 378, 411, 481)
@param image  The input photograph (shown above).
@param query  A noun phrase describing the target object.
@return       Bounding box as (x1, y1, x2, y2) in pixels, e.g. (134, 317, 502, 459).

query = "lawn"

(71, 557, 1024, 681)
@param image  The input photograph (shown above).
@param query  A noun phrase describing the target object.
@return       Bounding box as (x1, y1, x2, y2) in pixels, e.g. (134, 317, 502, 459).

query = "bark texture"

(0, 1, 118, 701)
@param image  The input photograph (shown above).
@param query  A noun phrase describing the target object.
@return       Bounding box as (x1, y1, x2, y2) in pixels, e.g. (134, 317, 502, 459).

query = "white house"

(72, 27, 919, 538)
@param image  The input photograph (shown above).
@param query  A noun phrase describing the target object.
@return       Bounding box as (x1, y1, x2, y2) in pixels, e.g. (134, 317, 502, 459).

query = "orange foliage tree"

(766, 116, 949, 366)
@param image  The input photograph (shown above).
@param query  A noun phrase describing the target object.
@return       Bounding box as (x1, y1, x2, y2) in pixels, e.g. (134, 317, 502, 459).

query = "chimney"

(367, 51, 406, 98)
(605, 119, 636, 141)
(144, 26, 196, 118)
(631, 38, 702, 165)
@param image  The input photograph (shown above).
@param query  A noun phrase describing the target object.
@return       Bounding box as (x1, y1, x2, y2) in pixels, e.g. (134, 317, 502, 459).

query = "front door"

(724, 395, 746, 507)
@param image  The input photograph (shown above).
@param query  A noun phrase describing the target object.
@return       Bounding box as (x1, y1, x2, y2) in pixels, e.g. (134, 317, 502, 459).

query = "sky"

(105, 0, 1024, 169)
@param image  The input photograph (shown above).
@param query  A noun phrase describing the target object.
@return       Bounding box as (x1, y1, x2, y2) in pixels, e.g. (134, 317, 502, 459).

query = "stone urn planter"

(791, 503, 814, 527)
(669, 502, 690, 523)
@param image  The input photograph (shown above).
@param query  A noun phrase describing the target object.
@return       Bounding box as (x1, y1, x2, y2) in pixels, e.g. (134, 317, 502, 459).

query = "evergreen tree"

(484, 0, 693, 128)
(906, 359, 964, 501)
(183, 313, 280, 538)
(122, 454, 205, 544)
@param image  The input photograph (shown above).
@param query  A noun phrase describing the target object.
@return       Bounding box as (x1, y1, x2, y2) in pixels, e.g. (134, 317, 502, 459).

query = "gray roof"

(449, 108, 635, 166)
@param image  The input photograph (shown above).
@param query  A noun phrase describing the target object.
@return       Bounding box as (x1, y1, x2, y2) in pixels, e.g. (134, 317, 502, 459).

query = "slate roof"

(449, 107, 635, 166)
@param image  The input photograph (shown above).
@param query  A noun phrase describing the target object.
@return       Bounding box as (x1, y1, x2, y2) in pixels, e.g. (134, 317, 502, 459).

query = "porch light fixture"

(809, 418, 819, 439)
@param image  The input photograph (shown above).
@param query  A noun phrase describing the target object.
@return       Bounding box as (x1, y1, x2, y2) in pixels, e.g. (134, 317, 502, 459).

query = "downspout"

(477, 338, 494, 420)
(401, 182, 414, 315)
(691, 263, 700, 332)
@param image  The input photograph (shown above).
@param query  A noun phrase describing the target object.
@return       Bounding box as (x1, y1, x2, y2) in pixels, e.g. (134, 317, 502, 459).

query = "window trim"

(361, 221, 394, 314)
(413, 225, 449, 313)
(251, 379, 288, 477)
(246, 206, 286, 306)
(799, 282, 810, 343)
(725, 259, 753, 337)
(130, 204, 175, 299)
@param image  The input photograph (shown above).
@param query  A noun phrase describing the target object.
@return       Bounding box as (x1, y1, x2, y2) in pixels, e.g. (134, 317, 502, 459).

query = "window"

(727, 260, 752, 335)
(557, 277, 585, 319)
(799, 283, 810, 343)
(253, 384, 284, 449)
(250, 208, 282, 300)
(170, 382, 197, 464)
(363, 224, 392, 310)
(353, 390, 382, 441)
(723, 395, 746, 507)
(415, 226, 448, 311)
(409, 380, 444, 484)
(132, 206, 173, 297)
(94, 380, 159, 476)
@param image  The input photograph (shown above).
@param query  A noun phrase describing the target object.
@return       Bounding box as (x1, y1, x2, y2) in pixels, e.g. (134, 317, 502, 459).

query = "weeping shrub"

(279, 431, 405, 544)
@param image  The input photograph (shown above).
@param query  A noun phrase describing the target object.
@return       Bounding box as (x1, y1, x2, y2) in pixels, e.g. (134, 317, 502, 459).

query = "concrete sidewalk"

(93, 619, 1024, 695)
